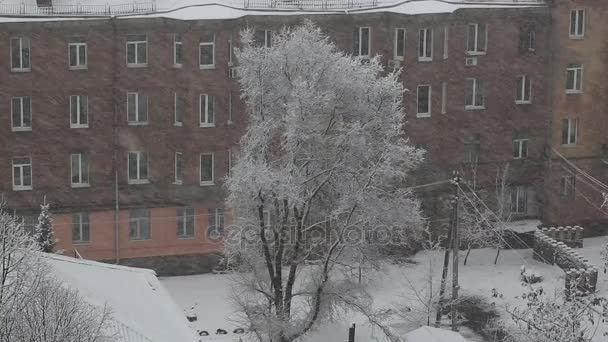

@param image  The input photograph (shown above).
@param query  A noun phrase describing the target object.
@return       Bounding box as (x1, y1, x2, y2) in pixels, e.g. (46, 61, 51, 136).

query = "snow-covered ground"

(161, 237, 608, 342)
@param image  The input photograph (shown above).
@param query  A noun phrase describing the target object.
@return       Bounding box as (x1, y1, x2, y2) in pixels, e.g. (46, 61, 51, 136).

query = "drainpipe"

(111, 16, 121, 264)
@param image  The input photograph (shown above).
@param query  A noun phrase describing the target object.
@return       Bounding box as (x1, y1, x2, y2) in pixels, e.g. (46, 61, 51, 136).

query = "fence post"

(348, 323, 356, 342)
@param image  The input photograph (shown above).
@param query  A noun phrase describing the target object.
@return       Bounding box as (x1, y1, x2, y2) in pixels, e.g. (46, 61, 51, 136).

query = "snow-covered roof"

(0, 0, 546, 22)
(404, 326, 468, 342)
(504, 219, 541, 233)
(43, 253, 198, 342)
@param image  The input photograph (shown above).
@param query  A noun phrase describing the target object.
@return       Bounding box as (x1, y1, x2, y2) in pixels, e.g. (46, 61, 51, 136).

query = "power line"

(552, 147, 608, 192)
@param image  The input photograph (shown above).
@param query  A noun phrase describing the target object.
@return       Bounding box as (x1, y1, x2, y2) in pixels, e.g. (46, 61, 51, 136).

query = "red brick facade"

(1, 1, 603, 273)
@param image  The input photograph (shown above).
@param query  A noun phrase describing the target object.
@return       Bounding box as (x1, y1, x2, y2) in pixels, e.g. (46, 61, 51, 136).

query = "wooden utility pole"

(434, 220, 452, 327)
(451, 171, 460, 332)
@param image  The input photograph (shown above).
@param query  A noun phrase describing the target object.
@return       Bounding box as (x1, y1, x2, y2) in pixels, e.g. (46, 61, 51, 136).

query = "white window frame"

(11, 96, 32, 132)
(466, 23, 487, 55)
(441, 81, 447, 114)
(177, 207, 195, 238)
(511, 186, 527, 214)
(418, 28, 433, 62)
(127, 92, 148, 125)
(126, 35, 147, 67)
(70, 153, 90, 188)
(70, 95, 88, 128)
(465, 78, 485, 110)
(560, 175, 576, 198)
(174, 93, 183, 126)
(569, 9, 585, 39)
(565, 64, 583, 93)
(394, 28, 406, 61)
(416, 84, 431, 118)
(199, 34, 215, 69)
(12, 157, 32, 191)
(354, 27, 371, 58)
(200, 153, 214, 186)
(10, 37, 30, 72)
(562, 118, 579, 146)
(228, 91, 234, 125)
(512, 139, 529, 159)
(128, 151, 149, 184)
(68, 42, 87, 69)
(515, 75, 532, 104)
(129, 209, 151, 240)
(199, 94, 215, 127)
(72, 212, 90, 244)
(527, 29, 536, 52)
(443, 26, 449, 59)
(174, 152, 183, 185)
(173, 34, 182, 67)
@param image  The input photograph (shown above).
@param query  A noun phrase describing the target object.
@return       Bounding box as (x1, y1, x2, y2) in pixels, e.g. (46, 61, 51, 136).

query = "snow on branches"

(225, 20, 424, 342)
(35, 201, 57, 253)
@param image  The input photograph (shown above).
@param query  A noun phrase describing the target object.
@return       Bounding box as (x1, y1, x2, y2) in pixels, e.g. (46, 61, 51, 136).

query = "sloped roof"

(43, 253, 198, 342)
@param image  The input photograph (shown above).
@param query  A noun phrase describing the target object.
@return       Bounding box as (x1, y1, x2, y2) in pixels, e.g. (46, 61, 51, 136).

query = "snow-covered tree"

(226, 21, 424, 342)
(506, 286, 608, 342)
(0, 206, 112, 342)
(35, 201, 57, 253)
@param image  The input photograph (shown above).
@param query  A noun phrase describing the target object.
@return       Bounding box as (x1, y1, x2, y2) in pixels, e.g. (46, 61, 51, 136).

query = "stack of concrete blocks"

(533, 226, 597, 294)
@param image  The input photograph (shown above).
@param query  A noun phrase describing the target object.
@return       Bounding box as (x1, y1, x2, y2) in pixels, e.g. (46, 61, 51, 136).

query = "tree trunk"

(463, 245, 472, 266)
(494, 247, 501, 265)
(435, 225, 453, 327)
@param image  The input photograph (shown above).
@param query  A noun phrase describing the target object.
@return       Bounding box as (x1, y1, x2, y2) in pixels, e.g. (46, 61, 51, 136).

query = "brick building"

(2, 0, 602, 274)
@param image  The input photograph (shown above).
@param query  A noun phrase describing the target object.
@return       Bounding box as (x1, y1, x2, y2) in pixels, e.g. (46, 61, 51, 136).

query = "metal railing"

(0, 1, 156, 16)
(243, 0, 379, 9)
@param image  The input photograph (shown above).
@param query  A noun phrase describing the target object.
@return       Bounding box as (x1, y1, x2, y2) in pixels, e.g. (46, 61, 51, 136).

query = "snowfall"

(160, 236, 608, 342)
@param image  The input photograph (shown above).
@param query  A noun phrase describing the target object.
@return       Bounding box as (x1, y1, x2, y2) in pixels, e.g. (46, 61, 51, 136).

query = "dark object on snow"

(233, 328, 245, 334)
(216, 329, 228, 335)
(199, 331, 209, 336)
(186, 315, 197, 322)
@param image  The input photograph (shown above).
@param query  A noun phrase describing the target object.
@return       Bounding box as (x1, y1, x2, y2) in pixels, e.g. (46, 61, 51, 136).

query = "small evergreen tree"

(35, 201, 56, 253)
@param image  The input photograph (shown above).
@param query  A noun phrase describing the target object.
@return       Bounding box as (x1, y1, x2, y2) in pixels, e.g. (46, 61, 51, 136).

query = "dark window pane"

(353, 29, 360, 56)
(137, 42, 147, 64)
(11, 38, 21, 68)
(127, 44, 136, 64)
(69, 45, 78, 66)
(361, 28, 369, 56)
(12, 98, 21, 127)
(200, 45, 214, 65)
(128, 153, 138, 179)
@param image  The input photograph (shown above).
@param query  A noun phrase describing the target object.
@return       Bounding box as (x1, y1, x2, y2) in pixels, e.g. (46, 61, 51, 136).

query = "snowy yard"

(161, 237, 608, 342)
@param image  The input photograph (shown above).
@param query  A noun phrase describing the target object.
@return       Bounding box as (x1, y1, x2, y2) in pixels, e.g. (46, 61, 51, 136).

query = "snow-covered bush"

(519, 265, 542, 284)
(226, 20, 423, 342)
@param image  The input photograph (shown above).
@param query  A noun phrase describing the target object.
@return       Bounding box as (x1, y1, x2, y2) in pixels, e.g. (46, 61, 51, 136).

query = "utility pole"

(451, 171, 460, 332)
(434, 218, 452, 327)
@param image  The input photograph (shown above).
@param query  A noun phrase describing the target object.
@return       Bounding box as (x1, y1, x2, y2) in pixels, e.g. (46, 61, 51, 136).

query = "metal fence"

(0, 1, 156, 15)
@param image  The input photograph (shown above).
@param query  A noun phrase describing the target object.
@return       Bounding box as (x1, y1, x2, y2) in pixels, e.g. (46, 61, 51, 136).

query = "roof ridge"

(42, 253, 157, 275)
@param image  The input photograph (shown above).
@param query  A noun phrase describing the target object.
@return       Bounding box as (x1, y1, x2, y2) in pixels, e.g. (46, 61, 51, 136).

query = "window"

(228, 91, 234, 124)
(255, 30, 273, 48)
(560, 175, 576, 198)
(566, 64, 583, 93)
(562, 118, 578, 146)
(72, 212, 90, 243)
(200, 153, 214, 185)
(10, 37, 30, 71)
(417, 85, 431, 117)
(199, 33, 215, 68)
(173, 34, 183, 67)
(516, 75, 531, 104)
(128, 151, 148, 184)
(129, 209, 150, 240)
(353, 27, 370, 58)
(71, 153, 89, 187)
(464, 136, 480, 163)
(510, 186, 527, 214)
(207, 208, 224, 238)
(570, 9, 585, 38)
(12, 157, 32, 191)
(519, 24, 536, 53)
(174, 93, 184, 126)
(200, 94, 215, 127)
(418, 28, 432, 61)
(70, 95, 88, 128)
(68, 38, 87, 69)
(126, 34, 147, 67)
(443, 26, 449, 59)
(441, 81, 447, 114)
(465, 78, 484, 109)
(466, 23, 487, 54)
(177, 207, 194, 238)
(527, 30, 536, 51)
(512, 139, 529, 159)
(127, 92, 148, 124)
(394, 28, 406, 60)
(174, 152, 183, 185)
(227, 148, 234, 175)
(228, 35, 237, 66)
(11, 96, 32, 131)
